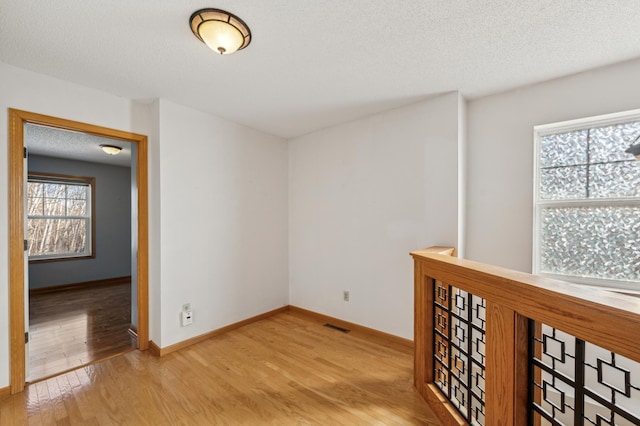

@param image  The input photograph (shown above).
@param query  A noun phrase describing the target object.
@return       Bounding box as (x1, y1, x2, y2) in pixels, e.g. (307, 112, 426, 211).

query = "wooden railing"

(412, 247, 640, 425)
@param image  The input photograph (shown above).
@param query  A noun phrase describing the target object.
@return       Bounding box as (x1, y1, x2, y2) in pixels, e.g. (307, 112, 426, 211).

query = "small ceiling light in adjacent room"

(190, 8, 251, 55)
(100, 144, 122, 155)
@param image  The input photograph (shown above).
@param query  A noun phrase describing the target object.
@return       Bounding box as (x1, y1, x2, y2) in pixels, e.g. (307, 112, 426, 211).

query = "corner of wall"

(286, 137, 293, 306)
(133, 98, 162, 346)
(457, 92, 467, 258)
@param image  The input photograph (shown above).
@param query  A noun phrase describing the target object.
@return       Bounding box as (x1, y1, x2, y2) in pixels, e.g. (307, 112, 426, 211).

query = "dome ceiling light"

(189, 8, 252, 55)
(100, 144, 123, 155)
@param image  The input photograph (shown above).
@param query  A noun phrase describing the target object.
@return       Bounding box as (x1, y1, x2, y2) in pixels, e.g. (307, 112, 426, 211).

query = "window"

(27, 173, 95, 261)
(533, 110, 640, 291)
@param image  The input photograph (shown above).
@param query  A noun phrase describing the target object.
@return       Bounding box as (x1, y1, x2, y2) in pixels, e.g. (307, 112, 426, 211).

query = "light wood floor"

(28, 283, 137, 381)
(1, 311, 442, 425)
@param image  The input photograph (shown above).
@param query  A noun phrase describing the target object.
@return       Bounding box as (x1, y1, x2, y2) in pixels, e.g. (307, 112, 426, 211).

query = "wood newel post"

(414, 259, 435, 398)
(485, 301, 529, 425)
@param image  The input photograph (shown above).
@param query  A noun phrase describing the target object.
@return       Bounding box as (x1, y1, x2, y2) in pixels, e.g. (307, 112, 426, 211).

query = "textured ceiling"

(2, 1, 640, 139)
(26, 124, 133, 167)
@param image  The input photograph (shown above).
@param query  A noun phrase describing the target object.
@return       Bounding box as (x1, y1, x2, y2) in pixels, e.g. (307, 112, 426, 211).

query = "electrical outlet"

(343, 290, 350, 302)
(181, 310, 193, 326)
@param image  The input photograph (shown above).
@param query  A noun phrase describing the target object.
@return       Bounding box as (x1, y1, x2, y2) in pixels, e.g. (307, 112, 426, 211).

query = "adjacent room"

(1, 1, 639, 424)
(25, 124, 137, 381)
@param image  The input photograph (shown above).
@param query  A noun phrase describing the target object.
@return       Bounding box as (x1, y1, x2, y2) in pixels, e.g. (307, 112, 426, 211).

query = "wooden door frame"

(8, 109, 149, 394)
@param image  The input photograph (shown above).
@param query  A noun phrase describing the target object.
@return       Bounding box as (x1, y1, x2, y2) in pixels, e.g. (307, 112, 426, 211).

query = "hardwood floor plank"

(46, 378, 68, 423)
(34, 381, 54, 425)
(3, 311, 441, 425)
(28, 282, 136, 381)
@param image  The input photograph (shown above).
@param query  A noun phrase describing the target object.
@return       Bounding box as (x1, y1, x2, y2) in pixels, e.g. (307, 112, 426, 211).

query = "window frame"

(27, 171, 96, 263)
(532, 109, 640, 293)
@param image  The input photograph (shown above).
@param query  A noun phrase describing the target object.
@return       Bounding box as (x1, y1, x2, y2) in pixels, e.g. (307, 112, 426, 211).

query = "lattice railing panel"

(530, 322, 640, 425)
(433, 280, 486, 425)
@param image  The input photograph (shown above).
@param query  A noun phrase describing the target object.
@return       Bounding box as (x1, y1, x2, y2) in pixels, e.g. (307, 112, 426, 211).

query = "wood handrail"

(412, 247, 640, 425)
(411, 246, 457, 257)
(411, 250, 640, 362)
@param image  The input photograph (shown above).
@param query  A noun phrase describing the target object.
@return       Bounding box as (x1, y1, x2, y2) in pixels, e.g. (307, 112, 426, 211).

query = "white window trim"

(28, 173, 95, 262)
(532, 108, 640, 293)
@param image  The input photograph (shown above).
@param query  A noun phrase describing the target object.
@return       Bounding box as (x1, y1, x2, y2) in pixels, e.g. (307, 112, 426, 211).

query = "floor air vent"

(323, 323, 350, 333)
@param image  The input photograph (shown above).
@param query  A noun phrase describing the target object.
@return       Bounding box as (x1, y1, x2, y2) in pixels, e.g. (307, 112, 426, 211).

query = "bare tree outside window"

(27, 173, 94, 261)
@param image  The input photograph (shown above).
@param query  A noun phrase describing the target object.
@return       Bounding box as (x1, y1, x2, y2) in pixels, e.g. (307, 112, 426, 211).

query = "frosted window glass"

(589, 122, 640, 163)
(589, 162, 640, 199)
(540, 206, 640, 281)
(540, 130, 588, 168)
(537, 118, 640, 286)
(540, 166, 586, 200)
(539, 122, 640, 199)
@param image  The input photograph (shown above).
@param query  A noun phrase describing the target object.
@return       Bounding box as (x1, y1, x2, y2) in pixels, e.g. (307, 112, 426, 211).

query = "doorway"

(8, 109, 149, 394)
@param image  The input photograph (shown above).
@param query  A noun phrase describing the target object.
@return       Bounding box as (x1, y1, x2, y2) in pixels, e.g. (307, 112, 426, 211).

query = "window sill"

(538, 272, 639, 295)
(29, 254, 94, 264)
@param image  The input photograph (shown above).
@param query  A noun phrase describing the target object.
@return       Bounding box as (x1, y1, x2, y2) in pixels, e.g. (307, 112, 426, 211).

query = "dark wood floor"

(28, 282, 136, 381)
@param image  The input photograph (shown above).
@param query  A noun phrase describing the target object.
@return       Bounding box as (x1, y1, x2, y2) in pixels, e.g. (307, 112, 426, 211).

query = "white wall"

(156, 100, 289, 347)
(289, 93, 460, 339)
(466, 58, 640, 272)
(5, 53, 640, 390)
(0, 62, 136, 388)
(0, 63, 289, 388)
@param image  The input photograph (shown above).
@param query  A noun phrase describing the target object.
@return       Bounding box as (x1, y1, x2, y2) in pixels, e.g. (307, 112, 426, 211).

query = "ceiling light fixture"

(100, 144, 122, 155)
(625, 134, 640, 160)
(189, 8, 251, 55)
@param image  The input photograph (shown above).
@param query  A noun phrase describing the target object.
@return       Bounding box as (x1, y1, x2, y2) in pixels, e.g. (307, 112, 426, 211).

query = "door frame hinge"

(24, 239, 28, 251)
(24, 147, 27, 159)
(25, 332, 29, 344)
